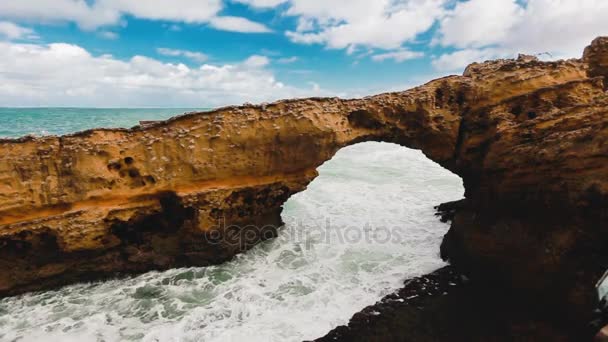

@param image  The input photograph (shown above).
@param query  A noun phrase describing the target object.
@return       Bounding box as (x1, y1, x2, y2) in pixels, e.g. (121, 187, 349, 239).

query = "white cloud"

(0, 0, 271, 33)
(436, 0, 608, 62)
(0, 0, 120, 30)
(277, 56, 298, 63)
(0, 21, 37, 40)
(0, 42, 330, 107)
(208, 16, 272, 33)
(233, 0, 288, 8)
(371, 50, 424, 63)
(504, 0, 608, 58)
(101, 0, 222, 23)
(98, 31, 119, 40)
(295, 17, 315, 32)
(157, 48, 209, 63)
(431, 48, 508, 72)
(243, 55, 270, 67)
(284, 0, 447, 50)
(436, 0, 522, 49)
(278, 0, 608, 65)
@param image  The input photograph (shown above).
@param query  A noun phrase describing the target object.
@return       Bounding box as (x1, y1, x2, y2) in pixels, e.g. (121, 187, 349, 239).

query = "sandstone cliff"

(1, 37, 607, 331)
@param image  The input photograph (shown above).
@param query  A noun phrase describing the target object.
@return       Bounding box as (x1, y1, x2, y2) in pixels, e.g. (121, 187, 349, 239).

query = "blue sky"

(0, 0, 606, 107)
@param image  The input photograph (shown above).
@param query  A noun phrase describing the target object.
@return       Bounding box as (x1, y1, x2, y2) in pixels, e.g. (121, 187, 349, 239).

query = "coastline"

(1, 37, 607, 340)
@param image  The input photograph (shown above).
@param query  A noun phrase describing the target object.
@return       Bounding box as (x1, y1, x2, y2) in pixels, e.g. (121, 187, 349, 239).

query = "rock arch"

(0, 38, 607, 330)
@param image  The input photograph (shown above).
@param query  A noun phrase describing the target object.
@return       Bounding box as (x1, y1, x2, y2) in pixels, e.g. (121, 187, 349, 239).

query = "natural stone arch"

(0, 38, 607, 335)
(0, 82, 465, 296)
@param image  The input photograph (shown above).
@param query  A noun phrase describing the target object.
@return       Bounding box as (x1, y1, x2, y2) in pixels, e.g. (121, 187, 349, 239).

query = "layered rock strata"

(0, 39, 607, 333)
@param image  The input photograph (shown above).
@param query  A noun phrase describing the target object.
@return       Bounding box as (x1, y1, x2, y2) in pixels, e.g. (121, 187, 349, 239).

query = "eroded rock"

(0, 39, 607, 334)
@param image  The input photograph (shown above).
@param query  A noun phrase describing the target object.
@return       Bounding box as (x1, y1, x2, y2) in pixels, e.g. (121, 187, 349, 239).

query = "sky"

(0, 0, 607, 108)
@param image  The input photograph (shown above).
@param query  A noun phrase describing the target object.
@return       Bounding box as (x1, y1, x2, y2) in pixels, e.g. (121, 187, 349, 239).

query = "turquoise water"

(0, 110, 464, 341)
(0, 108, 208, 138)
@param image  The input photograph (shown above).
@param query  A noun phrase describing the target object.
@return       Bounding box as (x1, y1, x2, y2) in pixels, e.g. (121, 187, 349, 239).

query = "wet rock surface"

(314, 266, 583, 342)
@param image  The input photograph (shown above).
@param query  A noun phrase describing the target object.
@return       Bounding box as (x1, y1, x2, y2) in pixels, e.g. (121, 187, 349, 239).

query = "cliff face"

(0, 38, 606, 326)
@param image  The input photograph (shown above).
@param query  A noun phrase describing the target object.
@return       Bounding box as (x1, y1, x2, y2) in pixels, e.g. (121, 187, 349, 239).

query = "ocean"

(0, 108, 464, 341)
(0, 108, 207, 138)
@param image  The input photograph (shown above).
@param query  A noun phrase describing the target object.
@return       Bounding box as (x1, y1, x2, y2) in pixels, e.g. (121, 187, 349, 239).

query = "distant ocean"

(0, 108, 209, 139)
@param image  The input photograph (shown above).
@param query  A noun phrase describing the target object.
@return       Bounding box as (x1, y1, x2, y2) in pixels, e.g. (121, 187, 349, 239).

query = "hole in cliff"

(0, 231, 61, 264)
(124, 157, 135, 165)
(455, 90, 467, 106)
(110, 192, 194, 245)
(512, 104, 524, 116)
(128, 169, 140, 178)
(527, 111, 538, 119)
(107, 161, 122, 171)
(348, 110, 384, 129)
(435, 87, 445, 102)
(0, 238, 32, 257)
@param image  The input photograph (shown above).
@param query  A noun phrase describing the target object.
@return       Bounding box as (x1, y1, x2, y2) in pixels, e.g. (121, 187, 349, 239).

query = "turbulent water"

(0, 108, 464, 342)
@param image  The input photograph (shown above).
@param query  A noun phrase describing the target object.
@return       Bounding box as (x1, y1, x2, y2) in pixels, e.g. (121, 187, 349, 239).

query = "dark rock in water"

(590, 299, 608, 339)
(314, 266, 586, 342)
(434, 199, 467, 223)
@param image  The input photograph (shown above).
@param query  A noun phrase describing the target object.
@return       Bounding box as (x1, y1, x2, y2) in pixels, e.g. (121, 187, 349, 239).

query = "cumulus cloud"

(208, 16, 272, 33)
(0, 42, 329, 107)
(371, 50, 424, 63)
(260, 0, 608, 66)
(284, 0, 447, 50)
(434, 0, 608, 70)
(277, 0, 608, 58)
(0, 21, 37, 40)
(157, 48, 209, 63)
(436, 0, 522, 49)
(0, 0, 120, 30)
(503, 0, 608, 58)
(232, 0, 288, 8)
(101, 0, 222, 23)
(242, 55, 270, 67)
(0, 0, 271, 33)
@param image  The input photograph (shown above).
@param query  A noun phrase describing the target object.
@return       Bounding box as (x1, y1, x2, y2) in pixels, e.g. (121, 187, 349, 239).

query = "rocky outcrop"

(315, 267, 581, 341)
(0, 38, 607, 332)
